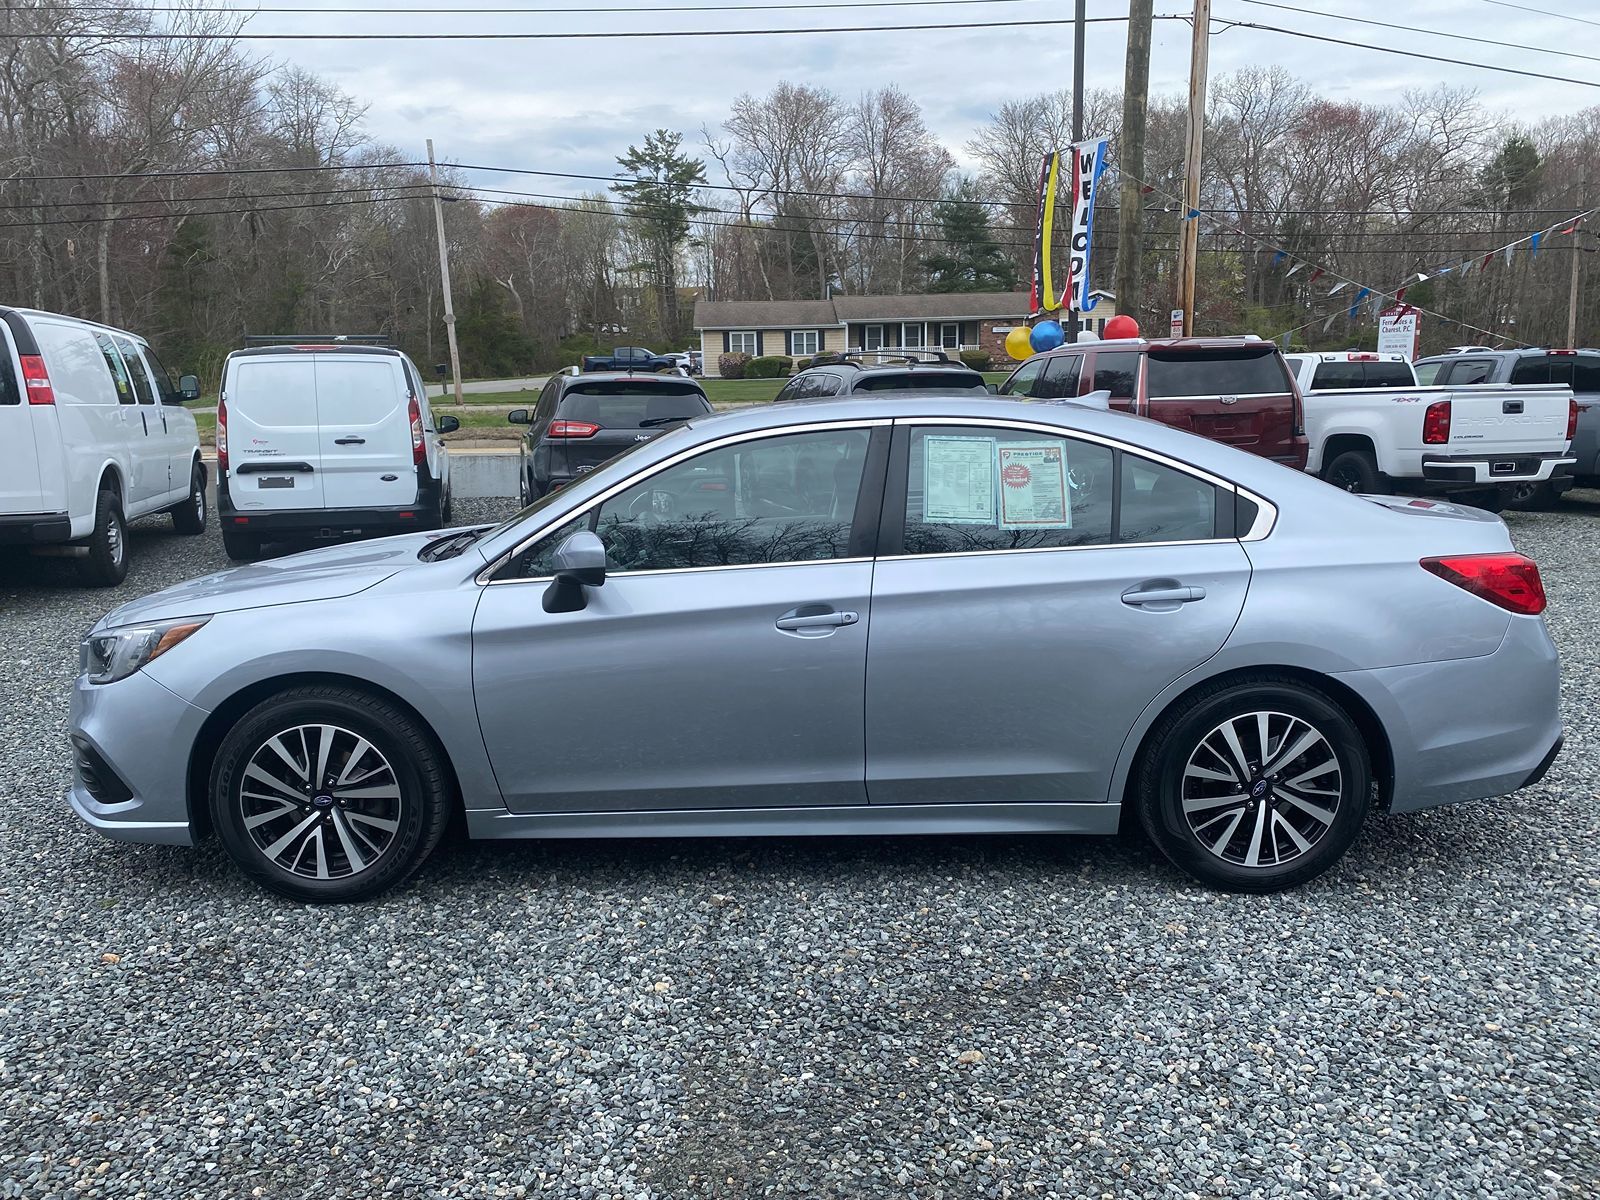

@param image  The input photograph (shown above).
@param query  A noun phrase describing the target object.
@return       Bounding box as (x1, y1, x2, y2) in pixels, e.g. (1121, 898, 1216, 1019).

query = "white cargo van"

(0, 307, 205, 586)
(216, 340, 456, 560)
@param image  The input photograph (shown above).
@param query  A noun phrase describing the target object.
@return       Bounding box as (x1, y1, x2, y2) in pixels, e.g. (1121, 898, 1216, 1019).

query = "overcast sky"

(232, 0, 1594, 193)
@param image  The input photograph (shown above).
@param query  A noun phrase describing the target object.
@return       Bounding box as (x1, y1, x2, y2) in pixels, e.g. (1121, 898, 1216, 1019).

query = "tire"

(1505, 480, 1560, 511)
(1135, 675, 1372, 893)
(1473, 489, 1507, 514)
(76, 488, 129, 587)
(1321, 449, 1383, 495)
(518, 468, 531, 507)
(441, 486, 454, 526)
(170, 462, 207, 534)
(222, 530, 260, 561)
(210, 686, 452, 903)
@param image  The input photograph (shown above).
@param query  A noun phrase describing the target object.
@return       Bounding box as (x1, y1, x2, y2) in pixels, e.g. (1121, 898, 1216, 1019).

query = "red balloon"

(1103, 314, 1141, 340)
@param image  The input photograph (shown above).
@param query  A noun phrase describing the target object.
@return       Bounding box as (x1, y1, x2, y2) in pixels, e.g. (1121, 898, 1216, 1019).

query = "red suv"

(998, 337, 1309, 470)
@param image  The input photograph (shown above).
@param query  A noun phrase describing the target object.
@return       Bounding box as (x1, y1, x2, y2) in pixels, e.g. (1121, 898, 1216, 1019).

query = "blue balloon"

(1030, 320, 1065, 352)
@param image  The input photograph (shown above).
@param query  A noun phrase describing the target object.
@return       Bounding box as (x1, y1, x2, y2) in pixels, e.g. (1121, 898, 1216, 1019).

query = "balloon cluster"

(1006, 314, 1142, 361)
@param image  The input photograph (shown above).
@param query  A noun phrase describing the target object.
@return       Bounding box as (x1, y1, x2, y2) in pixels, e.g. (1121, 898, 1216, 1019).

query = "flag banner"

(1415, 272, 1429, 283)
(1286, 262, 1305, 277)
(1323, 312, 1338, 332)
(1504, 244, 1515, 266)
(1328, 281, 1348, 296)
(1395, 287, 1407, 304)
(1530, 232, 1542, 257)
(1308, 268, 1324, 285)
(1481, 253, 1494, 272)
(1063, 137, 1111, 313)
(1185, 208, 1201, 220)
(1272, 250, 1287, 266)
(1370, 292, 1385, 318)
(1028, 151, 1057, 315)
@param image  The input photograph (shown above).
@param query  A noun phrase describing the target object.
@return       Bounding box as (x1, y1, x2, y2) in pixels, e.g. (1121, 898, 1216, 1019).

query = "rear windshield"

(560, 381, 708, 427)
(1509, 354, 1600, 393)
(1309, 360, 1416, 389)
(854, 371, 986, 393)
(1146, 348, 1290, 399)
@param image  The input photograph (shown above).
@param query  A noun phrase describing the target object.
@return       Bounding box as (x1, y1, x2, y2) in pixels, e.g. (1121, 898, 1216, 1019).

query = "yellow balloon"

(1004, 326, 1035, 361)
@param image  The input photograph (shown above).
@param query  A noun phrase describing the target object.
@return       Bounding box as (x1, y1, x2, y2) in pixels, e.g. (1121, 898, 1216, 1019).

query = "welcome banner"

(1029, 137, 1110, 316)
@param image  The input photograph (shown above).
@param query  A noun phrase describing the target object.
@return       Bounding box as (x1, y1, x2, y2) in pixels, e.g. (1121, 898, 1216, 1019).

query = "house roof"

(694, 299, 841, 329)
(695, 289, 1115, 329)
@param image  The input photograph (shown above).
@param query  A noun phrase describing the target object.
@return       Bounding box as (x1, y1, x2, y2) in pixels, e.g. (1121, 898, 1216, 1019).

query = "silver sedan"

(68, 396, 1563, 901)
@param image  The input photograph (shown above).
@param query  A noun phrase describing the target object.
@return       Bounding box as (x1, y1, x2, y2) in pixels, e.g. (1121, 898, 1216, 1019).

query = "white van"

(0, 307, 205, 586)
(216, 341, 456, 560)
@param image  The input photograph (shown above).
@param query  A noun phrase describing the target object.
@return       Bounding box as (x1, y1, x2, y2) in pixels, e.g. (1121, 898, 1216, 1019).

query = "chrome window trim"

(477, 417, 893, 585)
(490, 556, 874, 587)
(876, 537, 1228, 564)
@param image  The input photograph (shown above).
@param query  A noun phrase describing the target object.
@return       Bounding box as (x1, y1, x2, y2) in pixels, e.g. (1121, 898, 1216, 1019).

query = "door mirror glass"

(178, 374, 201, 401)
(985, 382, 999, 394)
(507, 408, 531, 425)
(543, 530, 608, 612)
(437, 414, 460, 434)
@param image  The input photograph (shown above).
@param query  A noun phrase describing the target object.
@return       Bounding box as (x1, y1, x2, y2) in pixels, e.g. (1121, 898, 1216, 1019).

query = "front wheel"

(210, 686, 452, 902)
(1136, 676, 1371, 893)
(170, 463, 207, 534)
(76, 488, 128, 587)
(222, 530, 260, 561)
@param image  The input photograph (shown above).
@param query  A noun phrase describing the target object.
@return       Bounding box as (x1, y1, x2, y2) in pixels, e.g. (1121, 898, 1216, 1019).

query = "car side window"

(93, 332, 136, 405)
(112, 337, 158, 405)
(534, 379, 560, 422)
(999, 359, 1046, 397)
(1035, 354, 1082, 400)
(1444, 359, 1494, 386)
(1412, 361, 1442, 385)
(502, 428, 874, 578)
(810, 373, 842, 397)
(1119, 456, 1219, 543)
(1091, 351, 1140, 401)
(902, 425, 1113, 553)
(141, 347, 180, 401)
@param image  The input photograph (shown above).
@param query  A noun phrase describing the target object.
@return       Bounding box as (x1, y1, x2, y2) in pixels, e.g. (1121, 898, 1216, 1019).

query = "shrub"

(746, 355, 794, 378)
(959, 349, 994, 372)
(718, 352, 751, 379)
(794, 356, 812, 371)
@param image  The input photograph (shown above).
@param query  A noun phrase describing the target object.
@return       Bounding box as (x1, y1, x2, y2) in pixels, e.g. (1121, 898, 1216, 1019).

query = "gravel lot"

(1, 489, 1597, 1199)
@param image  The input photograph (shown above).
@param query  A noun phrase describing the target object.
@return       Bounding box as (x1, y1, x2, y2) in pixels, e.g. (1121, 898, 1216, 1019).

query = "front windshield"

(480, 421, 696, 541)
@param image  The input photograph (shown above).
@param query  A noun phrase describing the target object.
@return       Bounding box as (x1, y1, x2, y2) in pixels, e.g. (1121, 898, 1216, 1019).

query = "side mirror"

(542, 530, 607, 613)
(178, 374, 201, 401)
(507, 408, 531, 425)
(436, 414, 460, 434)
(985, 382, 999, 394)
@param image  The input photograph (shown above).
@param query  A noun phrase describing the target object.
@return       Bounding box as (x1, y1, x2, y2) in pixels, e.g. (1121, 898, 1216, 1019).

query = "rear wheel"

(1505, 480, 1560, 511)
(170, 462, 207, 534)
(76, 488, 128, 587)
(210, 686, 451, 902)
(1136, 676, 1371, 893)
(222, 530, 260, 561)
(1321, 450, 1382, 495)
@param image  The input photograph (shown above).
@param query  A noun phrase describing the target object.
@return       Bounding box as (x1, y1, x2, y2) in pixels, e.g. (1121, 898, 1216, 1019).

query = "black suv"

(773, 351, 993, 402)
(508, 372, 713, 501)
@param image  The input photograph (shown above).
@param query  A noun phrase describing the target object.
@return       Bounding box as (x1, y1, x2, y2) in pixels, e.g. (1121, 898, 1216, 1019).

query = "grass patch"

(700, 378, 784, 405)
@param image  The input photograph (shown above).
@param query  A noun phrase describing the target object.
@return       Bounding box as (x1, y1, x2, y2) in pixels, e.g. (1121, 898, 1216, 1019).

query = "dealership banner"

(1029, 137, 1109, 316)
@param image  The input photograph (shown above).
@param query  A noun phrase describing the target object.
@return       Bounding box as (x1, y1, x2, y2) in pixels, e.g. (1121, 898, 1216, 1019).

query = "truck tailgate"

(1444, 384, 1571, 455)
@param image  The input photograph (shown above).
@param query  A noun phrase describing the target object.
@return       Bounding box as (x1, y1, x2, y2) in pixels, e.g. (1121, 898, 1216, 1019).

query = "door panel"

(866, 541, 1250, 805)
(314, 357, 415, 509)
(114, 337, 179, 503)
(0, 335, 45, 515)
(225, 357, 326, 511)
(473, 562, 873, 813)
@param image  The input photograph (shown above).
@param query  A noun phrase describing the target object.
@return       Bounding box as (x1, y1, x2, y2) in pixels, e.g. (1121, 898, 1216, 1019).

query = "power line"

(1470, 0, 1600, 29)
(0, 13, 1185, 39)
(1, 160, 424, 182)
(37, 0, 1059, 11)
(1237, 0, 1600, 66)
(1213, 15, 1600, 90)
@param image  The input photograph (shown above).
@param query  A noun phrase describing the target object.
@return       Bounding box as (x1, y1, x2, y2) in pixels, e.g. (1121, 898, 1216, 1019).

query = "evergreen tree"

(613, 130, 707, 342)
(923, 181, 1017, 293)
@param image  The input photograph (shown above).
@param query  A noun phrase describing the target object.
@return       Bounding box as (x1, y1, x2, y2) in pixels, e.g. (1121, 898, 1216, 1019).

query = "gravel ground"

(0, 489, 1596, 1199)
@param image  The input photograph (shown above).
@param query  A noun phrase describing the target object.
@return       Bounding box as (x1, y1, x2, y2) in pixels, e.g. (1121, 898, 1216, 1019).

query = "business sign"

(1378, 308, 1420, 361)
(1030, 137, 1110, 316)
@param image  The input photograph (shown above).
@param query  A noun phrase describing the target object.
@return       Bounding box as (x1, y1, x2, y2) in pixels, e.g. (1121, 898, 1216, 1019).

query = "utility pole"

(1176, 0, 1211, 338)
(427, 139, 464, 406)
(1115, 0, 1154, 329)
(1065, 0, 1086, 343)
(1568, 159, 1589, 348)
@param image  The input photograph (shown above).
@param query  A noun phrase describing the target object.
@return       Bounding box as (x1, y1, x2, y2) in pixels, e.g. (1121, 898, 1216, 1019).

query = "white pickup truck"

(1285, 351, 1577, 509)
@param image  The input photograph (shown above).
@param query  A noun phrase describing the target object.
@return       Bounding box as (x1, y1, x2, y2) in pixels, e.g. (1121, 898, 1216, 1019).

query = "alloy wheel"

(1327, 464, 1362, 493)
(238, 724, 402, 880)
(1180, 710, 1342, 868)
(107, 511, 124, 566)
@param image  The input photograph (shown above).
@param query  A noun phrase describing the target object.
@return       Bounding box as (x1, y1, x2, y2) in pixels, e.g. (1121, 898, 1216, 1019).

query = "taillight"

(408, 395, 424, 464)
(1567, 399, 1579, 442)
(19, 354, 54, 405)
(216, 397, 228, 471)
(1422, 399, 1451, 444)
(1421, 553, 1546, 616)
(548, 420, 600, 439)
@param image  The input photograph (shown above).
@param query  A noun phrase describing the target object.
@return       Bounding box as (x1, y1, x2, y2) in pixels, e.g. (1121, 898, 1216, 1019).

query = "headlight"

(81, 617, 210, 685)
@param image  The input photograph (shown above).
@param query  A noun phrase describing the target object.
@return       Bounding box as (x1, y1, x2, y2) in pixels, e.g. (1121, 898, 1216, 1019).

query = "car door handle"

(1121, 584, 1206, 606)
(334, 436, 366, 445)
(775, 608, 859, 631)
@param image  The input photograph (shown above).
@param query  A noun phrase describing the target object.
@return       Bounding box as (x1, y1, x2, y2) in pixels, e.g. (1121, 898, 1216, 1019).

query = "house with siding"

(694, 290, 1118, 376)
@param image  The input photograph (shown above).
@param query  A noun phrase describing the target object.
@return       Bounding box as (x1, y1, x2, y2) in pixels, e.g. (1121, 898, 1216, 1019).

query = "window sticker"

(997, 442, 1072, 530)
(923, 435, 996, 523)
